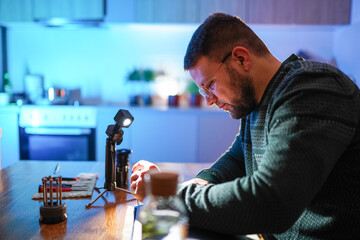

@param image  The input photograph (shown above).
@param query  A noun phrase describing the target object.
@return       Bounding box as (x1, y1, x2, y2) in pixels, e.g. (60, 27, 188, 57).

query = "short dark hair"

(184, 12, 270, 70)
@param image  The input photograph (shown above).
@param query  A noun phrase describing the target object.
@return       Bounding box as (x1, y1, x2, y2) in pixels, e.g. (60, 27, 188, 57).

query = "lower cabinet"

(97, 107, 240, 163)
(130, 110, 198, 163)
(0, 106, 240, 167)
(198, 113, 240, 163)
(0, 107, 20, 169)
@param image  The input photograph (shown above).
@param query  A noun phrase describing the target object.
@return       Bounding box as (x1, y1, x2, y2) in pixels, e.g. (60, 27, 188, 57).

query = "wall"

(333, 0, 360, 85)
(6, 23, 195, 104)
(6, 22, 339, 104)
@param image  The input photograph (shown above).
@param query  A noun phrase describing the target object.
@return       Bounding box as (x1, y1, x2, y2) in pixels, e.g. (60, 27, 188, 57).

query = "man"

(131, 13, 360, 239)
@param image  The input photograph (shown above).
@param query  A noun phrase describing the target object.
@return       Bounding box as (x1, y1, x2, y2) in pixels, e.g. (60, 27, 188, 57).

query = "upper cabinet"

(132, 0, 351, 25)
(0, 0, 104, 23)
(32, 0, 104, 20)
(0, 0, 352, 25)
(134, 0, 199, 23)
(132, 0, 247, 23)
(0, 0, 33, 22)
(198, 0, 248, 23)
(248, 0, 351, 24)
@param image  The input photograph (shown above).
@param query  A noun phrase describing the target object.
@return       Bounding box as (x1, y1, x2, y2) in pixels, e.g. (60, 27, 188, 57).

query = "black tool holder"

(116, 149, 132, 188)
(86, 109, 134, 209)
(39, 176, 67, 224)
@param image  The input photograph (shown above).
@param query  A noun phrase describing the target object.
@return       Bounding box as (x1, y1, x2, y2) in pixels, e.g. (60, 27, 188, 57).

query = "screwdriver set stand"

(39, 176, 67, 224)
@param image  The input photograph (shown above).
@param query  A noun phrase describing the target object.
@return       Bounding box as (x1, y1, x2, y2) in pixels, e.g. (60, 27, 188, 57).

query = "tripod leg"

(94, 187, 109, 204)
(95, 186, 104, 191)
(85, 189, 108, 209)
(115, 187, 134, 195)
(95, 187, 105, 194)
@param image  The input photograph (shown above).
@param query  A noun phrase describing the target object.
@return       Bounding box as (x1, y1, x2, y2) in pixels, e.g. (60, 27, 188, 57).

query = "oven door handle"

(24, 127, 92, 135)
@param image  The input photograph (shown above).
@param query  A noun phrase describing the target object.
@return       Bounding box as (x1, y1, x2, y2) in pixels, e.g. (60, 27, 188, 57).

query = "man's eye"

(207, 81, 214, 90)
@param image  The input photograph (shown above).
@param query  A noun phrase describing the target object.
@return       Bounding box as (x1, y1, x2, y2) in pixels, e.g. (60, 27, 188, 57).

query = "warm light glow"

(48, 18, 67, 26)
(123, 118, 132, 127)
(48, 88, 54, 101)
(60, 89, 66, 97)
(154, 75, 181, 98)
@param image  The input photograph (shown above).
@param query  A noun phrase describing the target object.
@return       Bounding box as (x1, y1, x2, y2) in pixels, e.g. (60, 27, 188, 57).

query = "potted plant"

(127, 68, 156, 106)
(187, 81, 202, 107)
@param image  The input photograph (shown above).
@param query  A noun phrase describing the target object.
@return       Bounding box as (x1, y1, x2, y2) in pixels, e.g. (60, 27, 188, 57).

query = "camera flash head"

(114, 109, 134, 128)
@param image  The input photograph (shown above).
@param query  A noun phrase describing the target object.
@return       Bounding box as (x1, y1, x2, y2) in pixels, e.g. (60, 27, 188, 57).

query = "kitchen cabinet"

(130, 109, 198, 163)
(0, 127, 1, 169)
(198, 0, 248, 23)
(0, 0, 32, 22)
(248, 0, 351, 25)
(105, 0, 136, 23)
(295, 0, 351, 25)
(1, 0, 351, 25)
(32, 0, 104, 20)
(0, 0, 104, 23)
(131, 0, 351, 25)
(133, 0, 245, 23)
(0, 105, 239, 166)
(0, 106, 19, 169)
(97, 106, 240, 163)
(248, 0, 295, 24)
(198, 113, 239, 163)
(134, 0, 199, 23)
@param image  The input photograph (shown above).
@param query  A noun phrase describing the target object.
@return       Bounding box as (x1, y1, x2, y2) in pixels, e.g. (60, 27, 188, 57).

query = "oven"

(19, 106, 97, 161)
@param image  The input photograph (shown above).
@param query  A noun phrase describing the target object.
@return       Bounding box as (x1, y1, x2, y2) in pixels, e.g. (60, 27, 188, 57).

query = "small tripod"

(86, 109, 134, 208)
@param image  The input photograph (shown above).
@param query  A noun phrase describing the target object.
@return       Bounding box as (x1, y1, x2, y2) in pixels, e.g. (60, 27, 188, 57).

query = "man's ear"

(232, 46, 251, 70)
(237, 56, 245, 65)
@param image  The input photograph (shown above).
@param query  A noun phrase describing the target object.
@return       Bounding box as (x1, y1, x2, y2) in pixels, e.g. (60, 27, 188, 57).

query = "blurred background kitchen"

(0, 0, 359, 169)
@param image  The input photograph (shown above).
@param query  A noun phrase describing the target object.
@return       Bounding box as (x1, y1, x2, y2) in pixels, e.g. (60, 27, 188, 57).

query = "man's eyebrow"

(200, 73, 212, 87)
(200, 77, 209, 87)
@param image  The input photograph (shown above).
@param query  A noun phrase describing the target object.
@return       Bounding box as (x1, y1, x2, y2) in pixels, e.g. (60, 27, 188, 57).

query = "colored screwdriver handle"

(39, 186, 88, 192)
(39, 186, 72, 192)
(51, 177, 77, 181)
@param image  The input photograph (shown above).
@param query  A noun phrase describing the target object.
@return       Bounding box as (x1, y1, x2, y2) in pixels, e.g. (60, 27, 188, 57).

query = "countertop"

(0, 104, 230, 116)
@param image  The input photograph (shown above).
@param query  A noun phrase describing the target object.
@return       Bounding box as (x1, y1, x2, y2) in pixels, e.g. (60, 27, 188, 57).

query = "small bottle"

(115, 149, 132, 188)
(139, 172, 188, 240)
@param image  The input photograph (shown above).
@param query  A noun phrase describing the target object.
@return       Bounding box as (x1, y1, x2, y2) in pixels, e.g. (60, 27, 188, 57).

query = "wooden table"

(0, 160, 212, 240)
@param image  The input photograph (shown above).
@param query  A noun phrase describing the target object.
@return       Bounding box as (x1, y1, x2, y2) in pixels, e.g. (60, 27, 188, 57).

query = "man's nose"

(205, 95, 216, 106)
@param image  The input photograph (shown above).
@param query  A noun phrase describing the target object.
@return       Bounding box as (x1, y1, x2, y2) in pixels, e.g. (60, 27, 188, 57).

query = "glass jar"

(139, 172, 188, 240)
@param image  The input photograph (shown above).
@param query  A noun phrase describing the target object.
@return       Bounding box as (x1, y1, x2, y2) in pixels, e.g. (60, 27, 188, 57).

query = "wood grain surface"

(0, 160, 211, 240)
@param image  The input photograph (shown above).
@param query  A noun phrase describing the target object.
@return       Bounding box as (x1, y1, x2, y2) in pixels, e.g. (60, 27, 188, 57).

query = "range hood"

(33, 0, 106, 28)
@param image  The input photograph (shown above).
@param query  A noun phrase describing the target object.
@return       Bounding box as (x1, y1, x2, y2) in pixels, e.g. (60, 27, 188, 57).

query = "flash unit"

(114, 109, 134, 128)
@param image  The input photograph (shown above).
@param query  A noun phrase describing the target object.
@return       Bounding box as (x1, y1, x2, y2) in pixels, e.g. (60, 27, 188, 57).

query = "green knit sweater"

(178, 54, 360, 239)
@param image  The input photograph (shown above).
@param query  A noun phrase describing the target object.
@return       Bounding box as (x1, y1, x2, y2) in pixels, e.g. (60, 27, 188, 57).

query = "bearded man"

(131, 13, 360, 239)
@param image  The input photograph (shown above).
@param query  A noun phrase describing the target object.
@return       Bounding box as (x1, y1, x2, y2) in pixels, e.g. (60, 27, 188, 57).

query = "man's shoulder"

(276, 59, 358, 97)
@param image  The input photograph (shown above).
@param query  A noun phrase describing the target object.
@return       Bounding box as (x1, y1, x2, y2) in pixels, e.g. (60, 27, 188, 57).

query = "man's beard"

(225, 65, 257, 119)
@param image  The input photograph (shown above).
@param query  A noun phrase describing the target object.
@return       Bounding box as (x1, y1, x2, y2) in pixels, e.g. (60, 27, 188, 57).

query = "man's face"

(190, 56, 257, 119)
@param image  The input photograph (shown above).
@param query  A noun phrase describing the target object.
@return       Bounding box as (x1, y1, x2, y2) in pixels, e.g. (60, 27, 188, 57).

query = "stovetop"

(19, 105, 97, 128)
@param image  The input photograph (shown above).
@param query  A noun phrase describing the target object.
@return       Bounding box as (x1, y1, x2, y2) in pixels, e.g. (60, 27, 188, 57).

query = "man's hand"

(182, 178, 209, 187)
(130, 160, 160, 202)
(130, 160, 209, 202)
